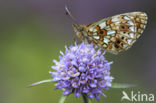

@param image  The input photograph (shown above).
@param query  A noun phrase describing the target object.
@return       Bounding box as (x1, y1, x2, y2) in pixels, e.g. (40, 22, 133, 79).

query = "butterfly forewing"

(85, 12, 147, 54)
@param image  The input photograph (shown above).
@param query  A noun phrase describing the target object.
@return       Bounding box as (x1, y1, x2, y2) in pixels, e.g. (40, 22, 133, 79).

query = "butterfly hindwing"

(85, 12, 147, 54)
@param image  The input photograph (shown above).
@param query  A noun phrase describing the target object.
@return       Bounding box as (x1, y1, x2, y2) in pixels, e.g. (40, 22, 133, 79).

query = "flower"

(49, 42, 114, 100)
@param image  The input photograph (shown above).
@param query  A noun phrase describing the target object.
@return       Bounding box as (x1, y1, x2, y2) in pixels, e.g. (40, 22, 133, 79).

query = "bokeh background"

(0, 0, 156, 103)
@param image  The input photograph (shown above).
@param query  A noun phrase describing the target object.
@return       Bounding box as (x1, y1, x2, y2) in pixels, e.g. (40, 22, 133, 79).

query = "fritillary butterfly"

(66, 7, 148, 54)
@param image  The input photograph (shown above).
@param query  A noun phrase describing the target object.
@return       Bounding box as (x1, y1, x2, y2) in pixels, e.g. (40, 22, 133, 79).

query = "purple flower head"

(50, 42, 114, 100)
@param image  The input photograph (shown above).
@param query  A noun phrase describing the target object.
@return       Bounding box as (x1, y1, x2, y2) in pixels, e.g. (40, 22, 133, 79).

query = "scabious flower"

(49, 42, 114, 100)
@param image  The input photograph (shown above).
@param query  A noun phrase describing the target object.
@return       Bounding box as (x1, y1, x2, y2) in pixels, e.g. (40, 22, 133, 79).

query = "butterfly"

(65, 6, 148, 54)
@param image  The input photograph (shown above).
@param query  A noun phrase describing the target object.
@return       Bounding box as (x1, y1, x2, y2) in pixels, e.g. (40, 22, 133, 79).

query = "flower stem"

(82, 94, 88, 103)
(58, 95, 67, 103)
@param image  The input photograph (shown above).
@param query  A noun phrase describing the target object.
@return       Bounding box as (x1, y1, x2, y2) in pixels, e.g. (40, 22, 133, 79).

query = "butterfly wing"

(86, 12, 148, 54)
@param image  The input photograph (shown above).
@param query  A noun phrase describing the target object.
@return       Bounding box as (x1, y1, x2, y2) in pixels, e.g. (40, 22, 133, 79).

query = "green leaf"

(58, 95, 67, 103)
(111, 83, 136, 88)
(27, 79, 53, 87)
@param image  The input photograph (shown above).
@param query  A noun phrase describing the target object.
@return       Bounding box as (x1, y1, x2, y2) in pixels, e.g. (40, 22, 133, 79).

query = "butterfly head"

(73, 24, 82, 32)
(72, 24, 85, 40)
(73, 24, 94, 44)
(65, 5, 91, 43)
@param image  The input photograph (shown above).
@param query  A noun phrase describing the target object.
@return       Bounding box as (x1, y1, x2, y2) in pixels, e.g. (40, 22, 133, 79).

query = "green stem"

(82, 94, 88, 103)
(58, 95, 67, 103)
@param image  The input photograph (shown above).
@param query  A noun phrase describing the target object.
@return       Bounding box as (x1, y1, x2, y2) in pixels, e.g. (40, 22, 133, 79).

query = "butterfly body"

(73, 12, 147, 54)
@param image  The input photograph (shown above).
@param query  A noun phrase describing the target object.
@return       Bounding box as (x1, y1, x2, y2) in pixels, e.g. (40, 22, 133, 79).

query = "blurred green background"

(0, 0, 156, 103)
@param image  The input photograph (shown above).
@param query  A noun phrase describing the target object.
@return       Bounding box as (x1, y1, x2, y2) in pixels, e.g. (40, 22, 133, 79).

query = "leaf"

(58, 95, 67, 103)
(27, 79, 53, 87)
(111, 83, 136, 88)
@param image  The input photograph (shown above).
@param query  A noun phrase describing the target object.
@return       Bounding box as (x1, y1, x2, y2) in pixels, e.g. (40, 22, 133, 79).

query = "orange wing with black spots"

(73, 12, 148, 54)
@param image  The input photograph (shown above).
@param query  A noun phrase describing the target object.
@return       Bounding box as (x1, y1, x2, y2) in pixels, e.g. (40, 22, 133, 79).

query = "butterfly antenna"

(65, 4, 79, 26)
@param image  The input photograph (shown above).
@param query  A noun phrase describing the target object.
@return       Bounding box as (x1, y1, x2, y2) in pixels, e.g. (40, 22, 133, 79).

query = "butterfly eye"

(78, 27, 83, 32)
